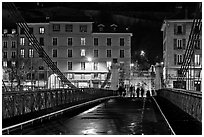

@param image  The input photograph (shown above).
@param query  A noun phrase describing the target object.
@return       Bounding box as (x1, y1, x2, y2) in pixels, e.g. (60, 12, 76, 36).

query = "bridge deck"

(4, 97, 173, 135)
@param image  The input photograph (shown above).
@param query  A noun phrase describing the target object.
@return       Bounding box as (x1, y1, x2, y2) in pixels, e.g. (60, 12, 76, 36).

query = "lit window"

(11, 41, 16, 48)
(39, 27, 45, 34)
(20, 49, 25, 58)
(52, 37, 58, 46)
(3, 29, 8, 34)
(81, 74, 85, 79)
(81, 49, 86, 56)
(52, 49, 57, 57)
(67, 37, 72, 46)
(3, 61, 7, 67)
(81, 62, 85, 70)
(67, 62, 72, 70)
(29, 49, 34, 57)
(3, 41, 8, 48)
(195, 54, 200, 65)
(11, 61, 16, 67)
(65, 24, 73, 32)
(94, 62, 98, 70)
(28, 38, 34, 46)
(53, 24, 60, 31)
(67, 73, 73, 79)
(12, 29, 16, 34)
(11, 52, 16, 58)
(120, 38, 125, 46)
(107, 61, 112, 70)
(20, 37, 25, 45)
(80, 25, 87, 32)
(81, 38, 86, 45)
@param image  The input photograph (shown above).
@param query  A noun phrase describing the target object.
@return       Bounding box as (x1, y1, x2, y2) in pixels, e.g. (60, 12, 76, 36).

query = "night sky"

(2, 2, 199, 65)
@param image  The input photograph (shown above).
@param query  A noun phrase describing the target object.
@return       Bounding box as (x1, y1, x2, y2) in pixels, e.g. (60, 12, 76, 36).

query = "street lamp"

(87, 57, 92, 62)
(140, 50, 145, 56)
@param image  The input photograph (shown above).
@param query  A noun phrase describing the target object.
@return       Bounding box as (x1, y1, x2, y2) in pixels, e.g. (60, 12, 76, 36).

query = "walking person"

(141, 87, 144, 98)
(129, 85, 134, 97)
(118, 85, 123, 96)
(136, 86, 140, 98)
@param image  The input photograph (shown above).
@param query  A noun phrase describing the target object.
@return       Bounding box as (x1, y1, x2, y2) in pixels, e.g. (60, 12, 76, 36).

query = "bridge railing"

(2, 88, 117, 120)
(157, 88, 202, 122)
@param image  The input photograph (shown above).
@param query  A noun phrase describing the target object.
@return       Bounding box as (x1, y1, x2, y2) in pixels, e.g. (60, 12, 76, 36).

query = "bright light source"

(140, 50, 145, 56)
(130, 63, 134, 67)
(87, 57, 92, 62)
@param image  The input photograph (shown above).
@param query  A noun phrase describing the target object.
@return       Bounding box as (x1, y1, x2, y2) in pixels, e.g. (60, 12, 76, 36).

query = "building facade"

(161, 19, 202, 91)
(16, 21, 132, 88)
(2, 28, 19, 89)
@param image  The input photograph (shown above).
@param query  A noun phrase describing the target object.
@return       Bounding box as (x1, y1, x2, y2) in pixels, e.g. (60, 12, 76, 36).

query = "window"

(81, 62, 85, 70)
(28, 38, 34, 46)
(68, 49, 72, 57)
(11, 41, 16, 48)
(52, 37, 58, 46)
(107, 61, 112, 69)
(39, 27, 45, 34)
(94, 73, 98, 78)
(52, 49, 57, 57)
(3, 61, 7, 67)
(39, 37, 44, 46)
(11, 52, 16, 58)
(67, 62, 72, 70)
(3, 52, 7, 58)
(39, 66, 44, 70)
(67, 73, 73, 79)
(3, 41, 8, 48)
(12, 29, 16, 34)
(81, 38, 86, 45)
(67, 37, 72, 46)
(81, 74, 85, 79)
(20, 37, 25, 45)
(28, 49, 34, 57)
(94, 38, 98, 46)
(53, 24, 60, 31)
(80, 25, 87, 32)
(29, 27, 33, 34)
(107, 50, 111, 58)
(195, 40, 201, 49)
(65, 24, 73, 32)
(107, 38, 112, 46)
(20, 49, 25, 58)
(39, 73, 45, 80)
(195, 54, 201, 65)
(174, 54, 183, 65)
(120, 50, 125, 58)
(11, 61, 16, 67)
(94, 50, 98, 57)
(120, 38, 125, 46)
(20, 28, 25, 34)
(81, 49, 86, 56)
(3, 29, 8, 34)
(174, 24, 186, 35)
(174, 39, 185, 49)
(94, 62, 98, 70)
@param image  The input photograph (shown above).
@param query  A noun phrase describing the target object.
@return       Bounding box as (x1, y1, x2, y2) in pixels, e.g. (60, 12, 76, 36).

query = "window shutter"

(174, 24, 177, 35)
(174, 39, 177, 49)
(182, 39, 186, 49)
(174, 54, 177, 65)
(183, 24, 186, 35)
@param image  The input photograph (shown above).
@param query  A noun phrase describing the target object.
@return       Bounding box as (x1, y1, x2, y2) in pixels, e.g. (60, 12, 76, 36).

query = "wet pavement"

(11, 97, 172, 135)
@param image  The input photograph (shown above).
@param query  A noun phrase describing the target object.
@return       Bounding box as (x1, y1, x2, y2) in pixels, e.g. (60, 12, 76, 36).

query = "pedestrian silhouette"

(141, 87, 144, 98)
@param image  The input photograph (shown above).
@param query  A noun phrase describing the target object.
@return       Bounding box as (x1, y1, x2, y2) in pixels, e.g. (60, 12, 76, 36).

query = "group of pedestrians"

(129, 85, 145, 98)
(117, 84, 152, 98)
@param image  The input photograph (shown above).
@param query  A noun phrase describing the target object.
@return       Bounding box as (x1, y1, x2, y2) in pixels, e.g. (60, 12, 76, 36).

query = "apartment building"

(17, 21, 132, 88)
(2, 28, 18, 84)
(161, 19, 202, 91)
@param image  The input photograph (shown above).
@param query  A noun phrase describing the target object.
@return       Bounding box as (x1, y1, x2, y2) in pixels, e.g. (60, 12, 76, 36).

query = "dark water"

(10, 97, 172, 135)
